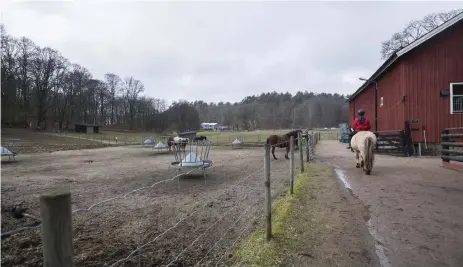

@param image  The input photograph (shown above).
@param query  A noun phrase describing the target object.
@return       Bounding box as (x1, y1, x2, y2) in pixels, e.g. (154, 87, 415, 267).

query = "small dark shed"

(75, 124, 100, 134)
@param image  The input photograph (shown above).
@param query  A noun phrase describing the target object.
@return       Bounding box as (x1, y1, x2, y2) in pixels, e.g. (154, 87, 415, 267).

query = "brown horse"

(266, 134, 290, 160)
(266, 129, 304, 160)
(285, 129, 303, 150)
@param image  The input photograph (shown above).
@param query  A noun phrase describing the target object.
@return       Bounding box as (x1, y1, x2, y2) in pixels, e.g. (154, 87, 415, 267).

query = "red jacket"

(352, 117, 371, 132)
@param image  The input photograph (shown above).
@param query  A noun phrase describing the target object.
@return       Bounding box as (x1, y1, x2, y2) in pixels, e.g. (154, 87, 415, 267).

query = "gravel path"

(318, 140, 463, 267)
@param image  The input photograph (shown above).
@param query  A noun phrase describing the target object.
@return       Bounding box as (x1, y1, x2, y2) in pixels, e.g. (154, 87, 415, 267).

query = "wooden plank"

(40, 191, 74, 267)
(441, 160, 463, 171)
(443, 127, 463, 131)
(441, 142, 463, 147)
(264, 144, 272, 241)
(289, 136, 295, 194)
(441, 149, 463, 156)
(441, 134, 463, 138)
(298, 132, 304, 172)
(441, 155, 463, 163)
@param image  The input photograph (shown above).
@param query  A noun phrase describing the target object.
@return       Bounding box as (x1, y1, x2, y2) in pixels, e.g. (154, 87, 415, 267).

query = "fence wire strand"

(108, 162, 265, 266)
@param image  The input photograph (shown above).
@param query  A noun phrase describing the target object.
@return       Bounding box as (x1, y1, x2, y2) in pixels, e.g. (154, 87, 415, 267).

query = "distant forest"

(1, 24, 349, 132)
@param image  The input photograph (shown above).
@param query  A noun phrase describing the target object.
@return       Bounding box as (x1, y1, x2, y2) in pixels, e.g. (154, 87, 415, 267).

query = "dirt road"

(318, 140, 463, 267)
(1, 145, 299, 266)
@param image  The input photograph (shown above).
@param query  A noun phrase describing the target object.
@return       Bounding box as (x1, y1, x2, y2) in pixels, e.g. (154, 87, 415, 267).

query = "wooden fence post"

(308, 134, 313, 162)
(264, 144, 272, 241)
(290, 136, 295, 194)
(305, 135, 309, 162)
(40, 191, 74, 267)
(298, 132, 304, 172)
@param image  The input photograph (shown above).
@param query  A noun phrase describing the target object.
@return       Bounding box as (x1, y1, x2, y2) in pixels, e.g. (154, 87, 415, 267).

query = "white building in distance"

(200, 122, 219, 131)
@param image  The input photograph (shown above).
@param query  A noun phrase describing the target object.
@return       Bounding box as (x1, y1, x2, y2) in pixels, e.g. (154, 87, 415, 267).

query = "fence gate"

(375, 130, 409, 156)
(441, 127, 463, 171)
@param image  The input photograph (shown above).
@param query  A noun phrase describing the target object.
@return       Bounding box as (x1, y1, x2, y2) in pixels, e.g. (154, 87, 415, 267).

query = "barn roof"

(347, 12, 463, 103)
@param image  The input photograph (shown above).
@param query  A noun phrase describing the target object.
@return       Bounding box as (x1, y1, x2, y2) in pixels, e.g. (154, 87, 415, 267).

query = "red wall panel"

(402, 20, 463, 143)
(349, 20, 463, 143)
(375, 63, 406, 131)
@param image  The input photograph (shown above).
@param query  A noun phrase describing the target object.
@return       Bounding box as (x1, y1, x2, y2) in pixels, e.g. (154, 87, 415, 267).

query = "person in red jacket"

(347, 109, 371, 149)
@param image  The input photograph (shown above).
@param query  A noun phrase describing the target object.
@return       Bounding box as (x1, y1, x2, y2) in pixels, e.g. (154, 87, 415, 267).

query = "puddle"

(334, 167, 351, 190)
(366, 219, 391, 267)
(332, 165, 391, 267)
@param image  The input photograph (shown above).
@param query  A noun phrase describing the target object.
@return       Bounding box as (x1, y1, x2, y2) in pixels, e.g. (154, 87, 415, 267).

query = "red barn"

(347, 13, 463, 145)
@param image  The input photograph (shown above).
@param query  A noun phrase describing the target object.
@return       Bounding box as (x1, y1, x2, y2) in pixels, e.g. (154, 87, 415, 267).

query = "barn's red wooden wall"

(349, 20, 463, 143)
(402, 20, 463, 143)
(375, 63, 406, 131)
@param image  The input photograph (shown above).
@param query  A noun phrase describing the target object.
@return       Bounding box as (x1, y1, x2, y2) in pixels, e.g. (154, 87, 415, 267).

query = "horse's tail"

(364, 135, 374, 174)
(266, 137, 269, 144)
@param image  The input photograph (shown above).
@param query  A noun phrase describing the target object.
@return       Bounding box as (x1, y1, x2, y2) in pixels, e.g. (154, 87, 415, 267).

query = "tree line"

(1, 24, 349, 133)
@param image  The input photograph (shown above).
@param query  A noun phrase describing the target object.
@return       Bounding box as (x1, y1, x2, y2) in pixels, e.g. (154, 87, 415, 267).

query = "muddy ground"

(1, 128, 111, 155)
(1, 144, 307, 266)
(318, 140, 463, 267)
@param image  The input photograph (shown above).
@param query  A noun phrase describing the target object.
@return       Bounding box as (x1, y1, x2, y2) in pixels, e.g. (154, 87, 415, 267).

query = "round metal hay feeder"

(170, 140, 213, 177)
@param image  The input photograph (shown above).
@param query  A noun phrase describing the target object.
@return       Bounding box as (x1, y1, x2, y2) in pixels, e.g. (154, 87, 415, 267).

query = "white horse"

(350, 131, 377, 175)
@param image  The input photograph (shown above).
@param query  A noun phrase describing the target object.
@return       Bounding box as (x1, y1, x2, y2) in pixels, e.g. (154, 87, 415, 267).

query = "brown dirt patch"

(1, 145, 298, 266)
(1, 128, 110, 155)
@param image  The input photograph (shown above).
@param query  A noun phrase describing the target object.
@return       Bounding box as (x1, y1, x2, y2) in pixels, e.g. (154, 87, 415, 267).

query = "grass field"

(0, 128, 109, 154)
(1, 128, 341, 152)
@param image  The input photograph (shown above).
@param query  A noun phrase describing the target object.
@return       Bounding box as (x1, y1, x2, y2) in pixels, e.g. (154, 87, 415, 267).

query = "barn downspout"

(374, 83, 378, 131)
(359, 78, 379, 131)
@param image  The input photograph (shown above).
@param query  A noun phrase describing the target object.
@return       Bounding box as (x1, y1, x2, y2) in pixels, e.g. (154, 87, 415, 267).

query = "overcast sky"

(3, 1, 462, 104)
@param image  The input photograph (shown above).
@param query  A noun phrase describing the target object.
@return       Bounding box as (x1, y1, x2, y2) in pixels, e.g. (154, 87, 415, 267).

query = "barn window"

(450, 83, 463, 114)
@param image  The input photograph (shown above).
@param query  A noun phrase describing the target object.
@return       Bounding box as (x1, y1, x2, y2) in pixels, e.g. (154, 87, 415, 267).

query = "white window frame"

(450, 82, 463, 114)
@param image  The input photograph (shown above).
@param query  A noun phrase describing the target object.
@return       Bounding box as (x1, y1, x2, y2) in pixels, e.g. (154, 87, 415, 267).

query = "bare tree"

(381, 9, 462, 59)
(123, 76, 144, 129)
(29, 47, 63, 129)
(104, 73, 121, 125)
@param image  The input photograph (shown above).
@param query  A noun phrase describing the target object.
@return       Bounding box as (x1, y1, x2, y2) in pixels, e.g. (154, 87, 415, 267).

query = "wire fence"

(1, 131, 319, 267)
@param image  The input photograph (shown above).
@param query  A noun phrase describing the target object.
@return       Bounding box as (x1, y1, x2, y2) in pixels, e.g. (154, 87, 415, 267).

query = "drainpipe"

(374, 82, 378, 131)
(359, 78, 379, 131)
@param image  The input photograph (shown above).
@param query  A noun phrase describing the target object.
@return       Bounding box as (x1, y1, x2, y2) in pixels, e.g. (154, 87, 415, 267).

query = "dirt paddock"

(1, 145, 296, 266)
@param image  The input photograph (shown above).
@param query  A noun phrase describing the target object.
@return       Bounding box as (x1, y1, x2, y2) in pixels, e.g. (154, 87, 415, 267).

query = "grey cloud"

(4, 1, 463, 103)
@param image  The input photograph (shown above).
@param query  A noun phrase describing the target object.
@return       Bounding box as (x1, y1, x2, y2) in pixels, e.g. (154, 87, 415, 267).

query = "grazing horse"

(167, 136, 189, 151)
(266, 134, 291, 160)
(195, 136, 208, 141)
(350, 131, 377, 175)
(285, 129, 303, 150)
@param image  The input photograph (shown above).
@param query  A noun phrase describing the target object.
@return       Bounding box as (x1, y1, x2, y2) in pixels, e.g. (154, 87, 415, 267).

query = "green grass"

(1, 128, 103, 145)
(54, 128, 340, 146)
(230, 162, 333, 266)
(197, 130, 286, 145)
